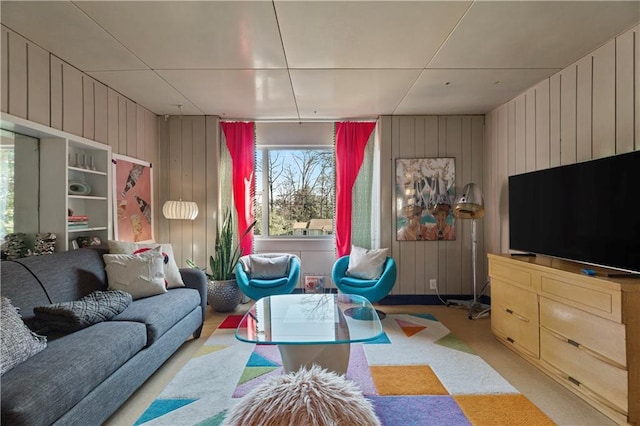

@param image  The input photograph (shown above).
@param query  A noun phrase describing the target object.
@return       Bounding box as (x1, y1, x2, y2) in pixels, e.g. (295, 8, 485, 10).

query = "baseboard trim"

(291, 289, 490, 306)
(379, 295, 491, 306)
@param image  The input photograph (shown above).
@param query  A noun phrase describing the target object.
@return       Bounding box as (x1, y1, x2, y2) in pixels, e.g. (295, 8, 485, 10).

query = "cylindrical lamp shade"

(453, 183, 485, 219)
(162, 200, 198, 220)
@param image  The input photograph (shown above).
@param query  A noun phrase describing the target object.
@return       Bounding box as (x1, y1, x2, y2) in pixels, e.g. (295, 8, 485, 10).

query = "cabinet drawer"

(492, 279, 539, 358)
(539, 275, 621, 322)
(489, 261, 533, 290)
(540, 297, 626, 368)
(540, 328, 628, 415)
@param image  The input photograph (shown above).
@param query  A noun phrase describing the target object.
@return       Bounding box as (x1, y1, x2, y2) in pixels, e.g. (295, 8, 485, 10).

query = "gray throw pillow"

(34, 290, 132, 333)
(250, 255, 291, 279)
(1, 297, 47, 375)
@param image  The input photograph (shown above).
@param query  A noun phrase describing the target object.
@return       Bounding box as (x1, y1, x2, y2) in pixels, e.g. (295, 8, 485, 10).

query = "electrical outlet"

(429, 279, 437, 290)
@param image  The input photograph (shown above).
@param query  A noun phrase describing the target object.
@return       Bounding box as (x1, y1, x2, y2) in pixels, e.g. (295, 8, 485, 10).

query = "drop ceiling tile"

(0, 1, 146, 71)
(2, 1, 637, 118)
(290, 69, 421, 119)
(395, 69, 560, 115)
(75, 1, 286, 69)
(276, 1, 471, 68)
(430, 1, 640, 69)
(156, 69, 298, 119)
(87, 70, 201, 115)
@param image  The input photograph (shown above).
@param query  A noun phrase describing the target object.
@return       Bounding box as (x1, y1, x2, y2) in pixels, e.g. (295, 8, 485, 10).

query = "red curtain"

(221, 122, 255, 256)
(335, 121, 376, 257)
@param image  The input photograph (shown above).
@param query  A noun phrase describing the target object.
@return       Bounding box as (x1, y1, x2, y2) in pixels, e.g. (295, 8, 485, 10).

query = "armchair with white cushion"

(331, 246, 396, 319)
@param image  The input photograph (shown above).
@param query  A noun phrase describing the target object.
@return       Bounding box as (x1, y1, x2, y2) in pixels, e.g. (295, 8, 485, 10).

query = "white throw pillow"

(346, 246, 389, 280)
(103, 246, 168, 300)
(108, 240, 184, 288)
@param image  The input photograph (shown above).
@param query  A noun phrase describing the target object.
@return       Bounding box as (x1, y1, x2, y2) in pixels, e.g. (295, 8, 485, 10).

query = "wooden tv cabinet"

(488, 253, 640, 425)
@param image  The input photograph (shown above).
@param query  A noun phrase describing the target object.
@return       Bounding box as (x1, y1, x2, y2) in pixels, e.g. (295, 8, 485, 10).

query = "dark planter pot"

(207, 279, 242, 312)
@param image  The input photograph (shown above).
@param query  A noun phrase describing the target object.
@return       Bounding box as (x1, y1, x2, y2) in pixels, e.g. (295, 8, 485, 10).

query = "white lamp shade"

(453, 183, 485, 219)
(163, 200, 198, 220)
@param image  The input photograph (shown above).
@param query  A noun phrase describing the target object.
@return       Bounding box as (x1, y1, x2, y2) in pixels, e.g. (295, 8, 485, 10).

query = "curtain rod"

(220, 117, 378, 123)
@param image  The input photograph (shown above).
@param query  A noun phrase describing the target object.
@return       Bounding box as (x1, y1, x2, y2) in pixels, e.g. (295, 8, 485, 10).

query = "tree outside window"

(255, 148, 334, 237)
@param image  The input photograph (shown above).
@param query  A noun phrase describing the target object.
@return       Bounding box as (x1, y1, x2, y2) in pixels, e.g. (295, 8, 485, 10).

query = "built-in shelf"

(68, 195, 108, 201)
(68, 227, 108, 233)
(1, 113, 113, 252)
(68, 166, 107, 176)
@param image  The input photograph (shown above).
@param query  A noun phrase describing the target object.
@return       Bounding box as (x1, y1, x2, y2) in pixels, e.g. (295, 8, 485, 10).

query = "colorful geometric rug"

(135, 314, 554, 425)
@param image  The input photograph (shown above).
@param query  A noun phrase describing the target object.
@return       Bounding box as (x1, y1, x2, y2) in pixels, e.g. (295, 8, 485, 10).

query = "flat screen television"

(508, 150, 640, 275)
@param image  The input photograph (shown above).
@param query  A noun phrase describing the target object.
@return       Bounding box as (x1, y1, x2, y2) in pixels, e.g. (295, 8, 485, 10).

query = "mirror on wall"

(0, 129, 40, 247)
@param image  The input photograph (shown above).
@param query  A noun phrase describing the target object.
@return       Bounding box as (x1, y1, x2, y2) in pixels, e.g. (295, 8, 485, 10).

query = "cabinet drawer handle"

(501, 305, 530, 323)
(544, 328, 627, 371)
(495, 330, 538, 359)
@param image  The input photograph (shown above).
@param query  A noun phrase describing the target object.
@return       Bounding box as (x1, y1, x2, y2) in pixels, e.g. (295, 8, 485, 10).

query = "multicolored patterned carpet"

(135, 314, 554, 425)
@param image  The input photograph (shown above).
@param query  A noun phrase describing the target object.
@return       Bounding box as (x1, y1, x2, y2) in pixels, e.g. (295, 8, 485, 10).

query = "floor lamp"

(447, 183, 490, 320)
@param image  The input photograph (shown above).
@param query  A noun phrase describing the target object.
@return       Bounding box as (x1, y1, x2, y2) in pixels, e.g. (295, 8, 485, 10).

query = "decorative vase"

(207, 279, 242, 312)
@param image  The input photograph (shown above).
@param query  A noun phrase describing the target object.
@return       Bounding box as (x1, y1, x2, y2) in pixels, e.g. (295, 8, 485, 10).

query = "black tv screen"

(508, 150, 640, 274)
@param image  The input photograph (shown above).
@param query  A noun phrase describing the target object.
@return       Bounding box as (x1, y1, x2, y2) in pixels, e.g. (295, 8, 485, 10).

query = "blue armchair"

(235, 253, 301, 301)
(331, 255, 397, 319)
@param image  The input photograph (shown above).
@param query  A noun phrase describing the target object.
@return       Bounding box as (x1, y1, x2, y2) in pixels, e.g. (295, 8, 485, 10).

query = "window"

(0, 139, 15, 237)
(255, 148, 334, 237)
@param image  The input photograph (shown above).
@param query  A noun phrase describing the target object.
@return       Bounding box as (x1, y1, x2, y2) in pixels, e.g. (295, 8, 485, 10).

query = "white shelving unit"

(1, 113, 112, 251)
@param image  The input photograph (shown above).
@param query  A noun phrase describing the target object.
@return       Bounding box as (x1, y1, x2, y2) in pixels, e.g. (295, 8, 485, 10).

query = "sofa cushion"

(14, 247, 109, 305)
(0, 297, 47, 375)
(103, 247, 168, 300)
(108, 240, 185, 288)
(112, 288, 200, 345)
(0, 261, 51, 328)
(0, 320, 146, 426)
(33, 290, 133, 333)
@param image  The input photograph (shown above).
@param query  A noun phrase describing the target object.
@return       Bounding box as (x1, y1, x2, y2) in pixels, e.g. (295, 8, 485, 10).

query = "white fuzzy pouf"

(223, 365, 380, 426)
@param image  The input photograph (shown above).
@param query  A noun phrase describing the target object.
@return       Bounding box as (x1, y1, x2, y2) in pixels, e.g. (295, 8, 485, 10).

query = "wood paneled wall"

(156, 116, 219, 270)
(158, 115, 485, 298)
(1, 23, 159, 237)
(381, 115, 485, 297)
(484, 25, 639, 259)
(1, 24, 157, 163)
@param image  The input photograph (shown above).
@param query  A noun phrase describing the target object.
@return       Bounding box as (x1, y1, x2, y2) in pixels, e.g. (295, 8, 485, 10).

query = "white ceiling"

(1, 1, 638, 120)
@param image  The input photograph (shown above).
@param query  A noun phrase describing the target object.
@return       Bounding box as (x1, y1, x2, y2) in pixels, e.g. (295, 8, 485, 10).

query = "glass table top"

(235, 293, 383, 345)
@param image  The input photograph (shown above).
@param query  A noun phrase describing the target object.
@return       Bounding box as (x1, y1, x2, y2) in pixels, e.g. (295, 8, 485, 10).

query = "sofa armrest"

(179, 268, 207, 325)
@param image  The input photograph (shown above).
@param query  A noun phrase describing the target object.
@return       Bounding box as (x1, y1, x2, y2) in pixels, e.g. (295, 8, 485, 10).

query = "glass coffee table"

(235, 293, 383, 375)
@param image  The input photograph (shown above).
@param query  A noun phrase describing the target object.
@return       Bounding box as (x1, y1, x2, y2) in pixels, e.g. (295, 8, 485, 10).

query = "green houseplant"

(187, 208, 255, 312)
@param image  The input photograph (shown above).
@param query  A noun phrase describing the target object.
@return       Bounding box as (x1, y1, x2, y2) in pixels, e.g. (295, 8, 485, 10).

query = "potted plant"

(187, 208, 255, 312)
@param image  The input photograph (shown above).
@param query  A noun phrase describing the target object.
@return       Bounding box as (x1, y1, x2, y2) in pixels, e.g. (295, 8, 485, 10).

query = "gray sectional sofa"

(0, 247, 207, 425)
